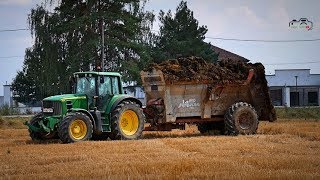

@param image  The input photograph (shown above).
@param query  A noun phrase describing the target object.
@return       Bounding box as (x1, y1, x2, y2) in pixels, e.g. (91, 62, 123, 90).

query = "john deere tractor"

(25, 72, 145, 143)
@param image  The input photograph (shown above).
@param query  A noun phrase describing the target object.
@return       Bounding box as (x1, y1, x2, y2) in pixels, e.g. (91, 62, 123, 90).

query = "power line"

(2, 28, 319, 42)
(206, 36, 320, 42)
(2, 27, 320, 42)
(0, 56, 24, 59)
(151, 29, 320, 42)
(0, 28, 29, 32)
(264, 61, 320, 65)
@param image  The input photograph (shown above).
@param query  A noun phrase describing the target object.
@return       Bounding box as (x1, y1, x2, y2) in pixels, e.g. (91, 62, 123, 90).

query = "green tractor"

(25, 72, 145, 143)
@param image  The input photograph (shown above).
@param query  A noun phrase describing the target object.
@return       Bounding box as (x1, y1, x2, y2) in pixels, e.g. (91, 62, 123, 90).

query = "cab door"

(97, 76, 121, 111)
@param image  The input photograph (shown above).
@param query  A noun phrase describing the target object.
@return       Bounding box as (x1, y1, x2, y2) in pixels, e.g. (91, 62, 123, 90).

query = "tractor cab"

(72, 72, 123, 111)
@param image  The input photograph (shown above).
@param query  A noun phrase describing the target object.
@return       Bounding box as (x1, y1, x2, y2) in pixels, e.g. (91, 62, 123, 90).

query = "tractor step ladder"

(100, 111, 110, 132)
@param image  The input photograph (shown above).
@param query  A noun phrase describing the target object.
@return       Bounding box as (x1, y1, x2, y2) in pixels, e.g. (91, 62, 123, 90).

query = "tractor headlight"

(43, 108, 54, 113)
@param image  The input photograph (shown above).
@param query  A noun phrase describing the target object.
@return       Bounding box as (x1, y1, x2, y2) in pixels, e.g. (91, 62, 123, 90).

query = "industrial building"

(266, 69, 320, 107)
(0, 85, 12, 107)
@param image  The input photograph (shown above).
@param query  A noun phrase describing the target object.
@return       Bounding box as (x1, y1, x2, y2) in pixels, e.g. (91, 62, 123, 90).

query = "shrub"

(0, 104, 20, 116)
(276, 107, 320, 119)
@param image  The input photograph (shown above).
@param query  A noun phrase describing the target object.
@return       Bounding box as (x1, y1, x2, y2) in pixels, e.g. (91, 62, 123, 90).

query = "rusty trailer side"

(141, 69, 276, 132)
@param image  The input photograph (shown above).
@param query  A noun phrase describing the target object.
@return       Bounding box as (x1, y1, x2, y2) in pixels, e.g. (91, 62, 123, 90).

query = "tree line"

(12, 0, 218, 104)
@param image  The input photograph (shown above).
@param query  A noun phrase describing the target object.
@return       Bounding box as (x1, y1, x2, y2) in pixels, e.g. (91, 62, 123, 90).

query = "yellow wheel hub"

(69, 120, 87, 140)
(120, 110, 139, 136)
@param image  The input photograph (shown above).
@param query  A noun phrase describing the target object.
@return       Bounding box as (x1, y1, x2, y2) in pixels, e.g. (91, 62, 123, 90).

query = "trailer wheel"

(58, 112, 93, 143)
(225, 102, 258, 135)
(29, 112, 57, 140)
(109, 101, 144, 140)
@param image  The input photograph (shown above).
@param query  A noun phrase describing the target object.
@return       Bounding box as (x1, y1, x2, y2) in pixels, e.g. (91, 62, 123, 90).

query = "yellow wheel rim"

(69, 120, 87, 140)
(120, 110, 139, 136)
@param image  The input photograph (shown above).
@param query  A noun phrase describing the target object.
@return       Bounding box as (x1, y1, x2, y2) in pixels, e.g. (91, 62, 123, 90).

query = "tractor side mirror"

(92, 96, 99, 110)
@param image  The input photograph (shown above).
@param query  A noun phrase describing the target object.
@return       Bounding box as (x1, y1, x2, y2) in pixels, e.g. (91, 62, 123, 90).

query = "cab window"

(98, 76, 111, 96)
(76, 76, 96, 96)
(111, 76, 120, 95)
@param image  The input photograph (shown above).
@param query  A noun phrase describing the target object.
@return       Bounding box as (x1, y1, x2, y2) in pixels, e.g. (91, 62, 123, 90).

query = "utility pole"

(101, 18, 105, 72)
(295, 75, 298, 106)
(99, 0, 105, 72)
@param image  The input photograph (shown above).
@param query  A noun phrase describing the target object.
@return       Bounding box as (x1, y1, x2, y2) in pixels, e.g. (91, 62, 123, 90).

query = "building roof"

(211, 45, 250, 62)
(275, 69, 311, 71)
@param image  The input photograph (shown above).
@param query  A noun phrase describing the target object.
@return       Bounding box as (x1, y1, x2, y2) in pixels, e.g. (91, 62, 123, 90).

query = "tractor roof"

(74, 71, 121, 77)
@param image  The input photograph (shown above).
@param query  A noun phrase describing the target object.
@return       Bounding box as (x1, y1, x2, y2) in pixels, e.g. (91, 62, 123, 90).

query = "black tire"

(58, 112, 93, 143)
(109, 101, 144, 140)
(29, 112, 57, 140)
(197, 121, 225, 135)
(224, 102, 258, 135)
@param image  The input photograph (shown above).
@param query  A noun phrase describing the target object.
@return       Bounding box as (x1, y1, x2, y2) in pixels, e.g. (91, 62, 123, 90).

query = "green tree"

(12, 0, 154, 103)
(153, 1, 218, 63)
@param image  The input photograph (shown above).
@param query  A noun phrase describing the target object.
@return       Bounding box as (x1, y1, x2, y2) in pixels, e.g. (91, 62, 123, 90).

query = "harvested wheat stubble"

(0, 120, 320, 179)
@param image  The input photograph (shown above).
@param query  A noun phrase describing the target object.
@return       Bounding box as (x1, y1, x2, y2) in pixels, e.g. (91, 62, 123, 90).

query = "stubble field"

(0, 118, 320, 179)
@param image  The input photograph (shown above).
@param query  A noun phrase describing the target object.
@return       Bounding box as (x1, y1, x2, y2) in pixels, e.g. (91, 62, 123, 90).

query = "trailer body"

(141, 69, 275, 133)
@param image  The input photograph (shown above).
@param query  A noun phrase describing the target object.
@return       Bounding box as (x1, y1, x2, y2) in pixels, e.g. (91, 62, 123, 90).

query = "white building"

(0, 85, 41, 113)
(0, 85, 13, 107)
(266, 69, 320, 107)
(123, 86, 146, 106)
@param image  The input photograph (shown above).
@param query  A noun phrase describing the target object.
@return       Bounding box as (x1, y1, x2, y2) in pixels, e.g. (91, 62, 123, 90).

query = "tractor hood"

(43, 94, 87, 102)
(42, 94, 88, 115)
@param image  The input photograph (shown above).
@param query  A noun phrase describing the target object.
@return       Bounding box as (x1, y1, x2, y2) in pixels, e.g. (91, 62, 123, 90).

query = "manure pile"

(145, 56, 265, 84)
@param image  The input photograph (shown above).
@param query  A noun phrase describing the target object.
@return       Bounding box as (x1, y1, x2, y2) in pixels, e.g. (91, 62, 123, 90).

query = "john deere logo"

(289, 18, 313, 31)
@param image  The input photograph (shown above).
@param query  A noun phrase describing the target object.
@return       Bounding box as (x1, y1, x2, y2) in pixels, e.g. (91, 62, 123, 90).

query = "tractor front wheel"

(29, 112, 57, 140)
(58, 112, 93, 143)
(109, 101, 144, 140)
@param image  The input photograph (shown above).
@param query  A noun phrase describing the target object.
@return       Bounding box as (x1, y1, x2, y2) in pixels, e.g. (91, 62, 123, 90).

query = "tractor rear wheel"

(109, 101, 144, 140)
(224, 102, 258, 135)
(29, 112, 57, 140)
(58, 112, 93, 143)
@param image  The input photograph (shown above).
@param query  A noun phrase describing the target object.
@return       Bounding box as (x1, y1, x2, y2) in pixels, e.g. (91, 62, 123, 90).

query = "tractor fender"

(67, 108, 96, 130)
(108, 96, 142, 114)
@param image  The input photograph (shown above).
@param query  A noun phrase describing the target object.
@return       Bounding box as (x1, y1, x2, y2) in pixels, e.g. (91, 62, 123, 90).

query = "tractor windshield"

(76, 76, 96, 97)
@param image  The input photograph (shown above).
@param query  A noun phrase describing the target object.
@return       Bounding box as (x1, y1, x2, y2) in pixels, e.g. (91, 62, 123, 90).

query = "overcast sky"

(0, 0, 319, 95)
